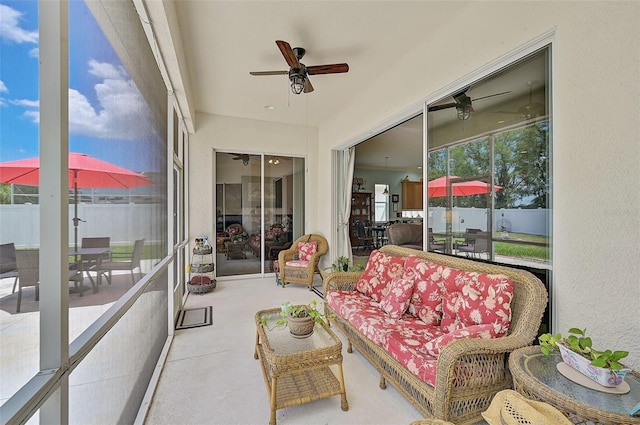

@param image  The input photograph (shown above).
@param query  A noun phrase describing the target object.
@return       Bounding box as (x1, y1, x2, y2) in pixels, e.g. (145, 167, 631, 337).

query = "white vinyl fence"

(0, 204, 160, 248)
(428, 207, 548, 236)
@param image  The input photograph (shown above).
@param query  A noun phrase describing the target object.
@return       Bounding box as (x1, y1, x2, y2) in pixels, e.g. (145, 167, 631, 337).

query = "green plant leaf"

(612, 351, 629, 361)
(568, 327, 585, 336)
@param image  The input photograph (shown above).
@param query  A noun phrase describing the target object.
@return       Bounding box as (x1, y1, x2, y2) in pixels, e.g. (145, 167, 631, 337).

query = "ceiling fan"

(428, 87, 511, 120)
(495, 81, 545, 120)
(250, 40, 349, 94)
(229, 153, 250, 166)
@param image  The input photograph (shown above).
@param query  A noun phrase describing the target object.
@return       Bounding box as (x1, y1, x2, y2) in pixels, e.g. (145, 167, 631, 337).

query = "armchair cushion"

(355, 250, 405, 302)
(379, 276, 415, 319)
(440, 269, 514, 334)
(297, 241, 317, 261)
(285, 259, 309, 267)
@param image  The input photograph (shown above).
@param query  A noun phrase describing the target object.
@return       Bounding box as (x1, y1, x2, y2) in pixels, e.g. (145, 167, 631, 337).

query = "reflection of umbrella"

(0, 152, 154, 249)
(428, 176, 502, 197)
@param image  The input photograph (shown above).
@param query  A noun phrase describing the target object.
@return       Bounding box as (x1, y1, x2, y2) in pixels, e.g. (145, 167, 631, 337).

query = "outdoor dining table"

(69, 246, 111, 292)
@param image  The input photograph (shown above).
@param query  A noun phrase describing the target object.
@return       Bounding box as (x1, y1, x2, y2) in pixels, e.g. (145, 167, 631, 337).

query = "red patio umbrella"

(428, 175, 502, 197)
(0, 152, 154, 249)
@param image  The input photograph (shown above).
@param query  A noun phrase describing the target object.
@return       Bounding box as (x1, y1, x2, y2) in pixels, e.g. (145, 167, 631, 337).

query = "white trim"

(133, 335, 174, 425)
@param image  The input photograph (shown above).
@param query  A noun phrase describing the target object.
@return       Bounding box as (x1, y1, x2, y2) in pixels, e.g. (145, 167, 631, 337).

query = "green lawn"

(493, 232, 549, 261)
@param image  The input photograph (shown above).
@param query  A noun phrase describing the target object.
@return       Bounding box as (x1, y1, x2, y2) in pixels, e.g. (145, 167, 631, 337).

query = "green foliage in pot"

(331, 256, 365, 272)
(539, 327, 629, 371)
(259, 299, 332, 330)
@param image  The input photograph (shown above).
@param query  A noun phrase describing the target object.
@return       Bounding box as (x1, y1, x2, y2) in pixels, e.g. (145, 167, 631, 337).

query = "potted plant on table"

(260, 299, 331, 338)
(539, 327, 631, 387)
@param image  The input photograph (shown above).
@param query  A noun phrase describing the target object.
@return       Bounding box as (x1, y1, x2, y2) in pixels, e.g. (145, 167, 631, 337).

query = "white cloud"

(88, 59, 126, 80)
(0, 4, 38, 44)
(28, 47, 38, 58)
(0, 80, 7, 93)
(14, 59, 154, 140)
(11, 99, 39, 108)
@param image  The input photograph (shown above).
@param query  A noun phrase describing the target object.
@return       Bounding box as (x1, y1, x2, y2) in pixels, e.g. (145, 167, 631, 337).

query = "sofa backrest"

(378, 244, 547, 345)
(387, 223, 423, 246)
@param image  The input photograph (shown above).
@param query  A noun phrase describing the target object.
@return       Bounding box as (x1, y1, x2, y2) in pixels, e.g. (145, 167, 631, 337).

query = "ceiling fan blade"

(250, 70, 288, 76)
(472, 91, 511, 102)
(428, 102, 457, 112)
(304, 77, 314, 93)
(306, 63, 349, 75)
(276, 40, 300, 68)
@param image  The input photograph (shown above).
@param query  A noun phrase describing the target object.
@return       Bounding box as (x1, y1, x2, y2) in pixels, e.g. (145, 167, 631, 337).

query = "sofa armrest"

(432, 332, 536, 415)
(323, 271, 363, 296)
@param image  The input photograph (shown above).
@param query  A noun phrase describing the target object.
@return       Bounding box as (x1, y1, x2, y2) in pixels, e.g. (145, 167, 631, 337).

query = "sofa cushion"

(403, 255, 447, 326)
(326, 289, 374, 322)
(422, 323, 502, 357)
(298, 241, 317, 261)
(379, 277, 414, 319)
(385, 326, 442, 386)
(355, 250, 405, 302)
(441, 269, 514, 334)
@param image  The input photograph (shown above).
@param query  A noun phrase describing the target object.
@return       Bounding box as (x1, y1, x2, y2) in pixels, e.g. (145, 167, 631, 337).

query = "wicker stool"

(410, 420, 456, 425)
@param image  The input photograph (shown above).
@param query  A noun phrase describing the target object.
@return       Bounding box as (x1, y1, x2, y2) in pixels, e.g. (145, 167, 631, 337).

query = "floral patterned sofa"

(323, 244, 547, 425)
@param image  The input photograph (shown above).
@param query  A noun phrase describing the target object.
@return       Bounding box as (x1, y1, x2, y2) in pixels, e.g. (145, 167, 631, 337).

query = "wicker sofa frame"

(322, 245, 548, 425)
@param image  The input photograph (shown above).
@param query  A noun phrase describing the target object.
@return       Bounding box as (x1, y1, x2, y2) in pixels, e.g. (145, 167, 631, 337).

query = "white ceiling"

(169, 1, 546, 171)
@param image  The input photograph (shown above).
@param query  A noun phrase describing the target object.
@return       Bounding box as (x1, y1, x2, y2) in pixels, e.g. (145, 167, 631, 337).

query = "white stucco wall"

(317, 2, 640, 368)
(189, 3, 640, 368)
(188, 113, 319, 247)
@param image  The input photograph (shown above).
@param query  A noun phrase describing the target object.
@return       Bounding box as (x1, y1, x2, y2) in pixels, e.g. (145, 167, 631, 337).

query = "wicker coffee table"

(509, 345, 640, 424)
(254, 307, 348, 425)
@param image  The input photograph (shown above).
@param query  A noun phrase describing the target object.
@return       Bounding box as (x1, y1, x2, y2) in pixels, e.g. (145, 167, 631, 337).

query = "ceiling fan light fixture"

(289, 69, 306, 95)
(457, 105, 472, 120)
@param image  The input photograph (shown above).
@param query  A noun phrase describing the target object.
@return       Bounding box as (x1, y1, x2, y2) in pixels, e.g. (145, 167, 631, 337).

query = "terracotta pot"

(287, 314, 315, 338)
(557, 343, 630, 387)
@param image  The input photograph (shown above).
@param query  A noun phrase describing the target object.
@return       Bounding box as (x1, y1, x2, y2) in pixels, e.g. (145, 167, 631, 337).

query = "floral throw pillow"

(297, 241, 318, 261)
(402, 255, 447, 326)
(355, 250, 405, 302)
(440, 268, 514, 335)
(379, 277, 415, 319)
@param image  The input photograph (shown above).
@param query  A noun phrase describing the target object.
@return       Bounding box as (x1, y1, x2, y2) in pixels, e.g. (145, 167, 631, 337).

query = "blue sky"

(0, 0, 161, 173)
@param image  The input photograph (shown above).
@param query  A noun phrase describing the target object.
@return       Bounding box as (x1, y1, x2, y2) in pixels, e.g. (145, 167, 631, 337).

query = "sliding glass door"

(215, 152, 305, 277)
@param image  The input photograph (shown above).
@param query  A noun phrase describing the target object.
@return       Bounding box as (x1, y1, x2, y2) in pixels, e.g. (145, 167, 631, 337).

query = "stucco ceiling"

(165, 1, 546, 171)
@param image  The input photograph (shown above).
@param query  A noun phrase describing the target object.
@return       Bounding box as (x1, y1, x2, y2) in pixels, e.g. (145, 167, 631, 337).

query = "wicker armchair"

(278, 234, 328, 290)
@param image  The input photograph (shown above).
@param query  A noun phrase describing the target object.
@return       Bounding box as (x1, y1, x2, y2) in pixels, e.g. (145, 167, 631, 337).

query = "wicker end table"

(509, 345, 640, 425)
(254, 307, 348, 425)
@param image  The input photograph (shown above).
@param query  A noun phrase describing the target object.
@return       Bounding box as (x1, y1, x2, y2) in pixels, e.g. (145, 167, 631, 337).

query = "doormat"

(175, 306, 212, 330)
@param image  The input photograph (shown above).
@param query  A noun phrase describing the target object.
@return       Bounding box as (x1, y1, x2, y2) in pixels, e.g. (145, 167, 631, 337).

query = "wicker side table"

(509, 345, 640, 424)
(254, 307, 348, 425)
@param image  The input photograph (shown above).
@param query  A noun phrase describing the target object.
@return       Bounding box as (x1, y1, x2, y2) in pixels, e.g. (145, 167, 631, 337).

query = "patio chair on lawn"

(96, 239, 144, 286)
(73, 236, 111, 287)
(0, 242, 19, 293)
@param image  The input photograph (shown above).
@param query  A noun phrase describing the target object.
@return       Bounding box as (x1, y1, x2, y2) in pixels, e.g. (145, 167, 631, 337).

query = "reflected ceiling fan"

(229, 153, 250, 166)
(428, 87, 511, 120)
(250, 40, 349, 94)
(495, 81, 545, 120)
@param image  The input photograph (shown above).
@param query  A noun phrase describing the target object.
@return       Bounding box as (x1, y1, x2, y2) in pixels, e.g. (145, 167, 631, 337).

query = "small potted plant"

(331, 256, 365, 272)
(539, 328, 631, 387)
(260, 299, 331, 338)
